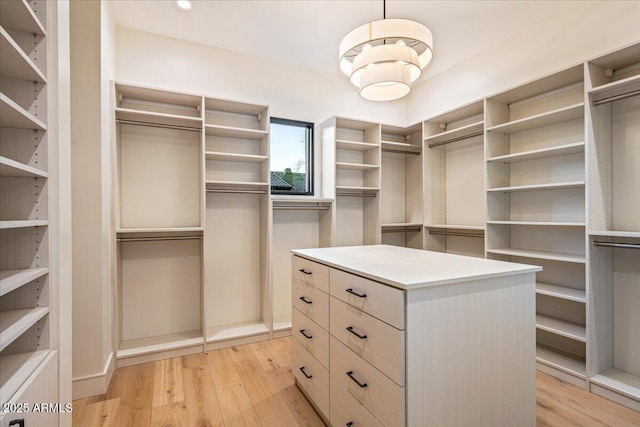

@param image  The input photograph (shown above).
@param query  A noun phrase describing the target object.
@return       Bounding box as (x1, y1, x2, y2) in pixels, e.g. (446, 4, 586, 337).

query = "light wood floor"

(73, 337, 640, 427)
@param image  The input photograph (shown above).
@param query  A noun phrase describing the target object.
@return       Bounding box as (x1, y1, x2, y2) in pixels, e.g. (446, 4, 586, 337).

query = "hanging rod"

(428, 230, 485, 238)
(117, 119, 202, 132)
(336, 192, 378, 198)
(592, 89, 640, 106)
(118, 236, 202, 242)
(382, 228, 421, 233)
(428, 131, 484, 149)
(381, 148, 421, 155)
(273, 206, 330, 211)
(593, 241, 640, 249)
(206, 189, 267, 194)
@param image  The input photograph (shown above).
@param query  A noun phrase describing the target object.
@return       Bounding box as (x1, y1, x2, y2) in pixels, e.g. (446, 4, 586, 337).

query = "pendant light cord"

(383, 0, 386, 19)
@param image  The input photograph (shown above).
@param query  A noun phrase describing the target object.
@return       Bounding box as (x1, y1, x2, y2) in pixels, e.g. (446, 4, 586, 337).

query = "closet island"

(290, 245, 541, 426)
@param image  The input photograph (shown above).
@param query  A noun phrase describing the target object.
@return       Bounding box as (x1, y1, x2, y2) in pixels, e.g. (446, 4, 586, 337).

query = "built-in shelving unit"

(485, 64, 588, 387)
(0, 0, 54, 410)
(586, 42, 640, 411)
(423, 101, 485, 257)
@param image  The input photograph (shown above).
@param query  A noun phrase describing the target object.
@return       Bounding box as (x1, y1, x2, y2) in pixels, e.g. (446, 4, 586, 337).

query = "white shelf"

(0, 156, 48, 178)
(0, 220, 48, 230)
(488, 248, 585, 264)
(116, 227, 203, 234)
(535, 314, 586, 342)
(206, 180, 269, 191)
(117, 330, 204, 359)
(487, 181, 585, 193)
(0, 350, 50, 403)
(591, 369, 640, 401)
(335, 162, 379, 170)
(381, 141, 421, 153)
(204, 124, 267, 140)
(0, 268, 48, 297)
(0, 307, 49, 351)
(0, 27, 46, 83)
(424, 120, 484, 145)
(590, 230, 640, 239)
(336, 185, 379, 193)
(536, 346, 586, 378)
(271, 196, 333, 203)
(0, 0, 46, 35)
(0, 93, 47, 131)
(487, 142, 585, 163)
(205, 151, 268, 163)
(590, 73, 640, 103)
(206, 321, 270, 343)
(382, 222, 423, 229)
(425, 224, 485, 231)
(488, 221, 585, 227)
(336, 140, 378, 151)
(536, 282, 586, 303)
(487, 103, 584, 134)
(115, 107, 202, 129)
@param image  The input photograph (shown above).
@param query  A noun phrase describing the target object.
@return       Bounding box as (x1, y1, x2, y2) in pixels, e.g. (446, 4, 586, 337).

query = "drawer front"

(330, 336, 405, 427)
(330, 268, 405, 329)
(291, 307, 329, 369)
(330, 376, 384, 427)
(292, 338, 329, 419)
(292, 256, 329, 293)
(330, 297, 405, 386)
(292, 279, 329, 330)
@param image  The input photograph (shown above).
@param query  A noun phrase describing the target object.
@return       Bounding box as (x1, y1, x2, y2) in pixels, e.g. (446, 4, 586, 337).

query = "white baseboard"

(72, 352, 114, 400)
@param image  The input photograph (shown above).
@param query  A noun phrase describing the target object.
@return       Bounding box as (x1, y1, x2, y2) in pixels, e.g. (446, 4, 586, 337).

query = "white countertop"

(292, 245, 541, 290)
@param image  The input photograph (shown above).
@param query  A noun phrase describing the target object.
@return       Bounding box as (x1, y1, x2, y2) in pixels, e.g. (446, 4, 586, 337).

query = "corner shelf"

(536, 346, 586, 379)
(205, 151, 268, 163)
(536, 282, 586, 303)
(0, 307, 49, 351)
(536, 314, 586, 342)
(0, 0, 46, 35)
(0, 93, 47, 131)
(0, 350, 50, 404)
(487, 103, 584, 134)
(488, 248, 585, 264)
(204, 124, 267, 140)
(0, 156, 48, 178)
(0, 268, 48, 297)
(0, 220, 48, 230)
(487, 181, 585, 193)
(0, 27, 46, 82)
(335, 162, 379, 171)
(336, 140, 378, 151)
(115, 107, 202, 129)
(486, 142, 585, 164)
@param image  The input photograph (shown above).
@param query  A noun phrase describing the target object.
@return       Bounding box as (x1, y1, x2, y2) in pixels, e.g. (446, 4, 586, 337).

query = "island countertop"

(291, 245, 541, 290)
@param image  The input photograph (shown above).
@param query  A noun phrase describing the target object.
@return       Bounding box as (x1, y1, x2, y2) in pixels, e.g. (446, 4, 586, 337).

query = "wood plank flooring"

(73, 337, 640, 426)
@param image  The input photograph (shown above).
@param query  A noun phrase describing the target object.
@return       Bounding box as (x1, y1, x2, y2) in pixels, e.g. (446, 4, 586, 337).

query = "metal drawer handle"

(346, 288, 366, 298)
(299, 268, 312, 275)
(346, 326, 367, 339)
(299, 329, 313, 339)
(346, 371, 367, 388)
(300, 366, 313, 379)
(299, 296, 313, 304)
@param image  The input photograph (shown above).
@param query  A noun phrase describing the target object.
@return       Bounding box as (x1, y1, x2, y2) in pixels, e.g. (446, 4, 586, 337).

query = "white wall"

(406, 1, 640, 124)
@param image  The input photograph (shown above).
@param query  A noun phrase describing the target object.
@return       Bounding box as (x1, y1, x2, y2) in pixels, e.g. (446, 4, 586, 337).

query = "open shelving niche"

(113, 82, 205, 366)
(423, 100, 486, 258)
(0, 0, 55, 408)
(380, 123, 423, 249)
(586, 42, 640, 411)
(322, 117, 381, 247)
(484, 64, 588, 387)
(203, 97, 272, 350)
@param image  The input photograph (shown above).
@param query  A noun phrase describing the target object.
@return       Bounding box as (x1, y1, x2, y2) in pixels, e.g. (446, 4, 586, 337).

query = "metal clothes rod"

(117, 119, 202, 132)
(428, 131, 484, 149)
(273, 206, 330, 211)
(118, 236, 202, 242)
(593, 241, 640, 249)
(336, 193, 377, 198)
(428, 230, 485, 238)
(593, 89, 640, 106)
(382, 228, 421, 233)
(206, 189, 267, 194)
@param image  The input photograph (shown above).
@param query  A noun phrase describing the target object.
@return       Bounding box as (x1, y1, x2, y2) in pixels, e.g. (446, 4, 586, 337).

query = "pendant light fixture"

(339, 0, 433, 101)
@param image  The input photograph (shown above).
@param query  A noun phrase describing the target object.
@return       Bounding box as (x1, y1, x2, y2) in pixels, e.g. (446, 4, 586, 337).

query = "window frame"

(270, 117, 314, 196)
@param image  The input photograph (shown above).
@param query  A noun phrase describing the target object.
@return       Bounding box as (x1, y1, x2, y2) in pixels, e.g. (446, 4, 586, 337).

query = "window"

(270, 118, 314, 195)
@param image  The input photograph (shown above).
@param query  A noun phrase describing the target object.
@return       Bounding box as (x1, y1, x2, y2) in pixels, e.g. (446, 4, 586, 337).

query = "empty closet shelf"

(335, 162, 379, 170)
(336, 140, 378, 151)
(206, 180, 269, 192)
(381, 141, 421, 153)
(486, 142, 585, 163)
(488, 221, 585, 227)
(0, 268, 48, 297)
(590, 230, 640, 239)
(0, 220, 48, 229)
(115, 107, 202, 129)
(204, 124, 267, 140)
(0, 93, 47, 131)
(536, 346, 586, 378)
(536, 314, 586, 342)
(487, 181, 585, 193)
(486, 103, 584, 134)
(117, 330, 204, 359)
(488, 248, 585, 264)
(425, 224, 485, 231)
(0, 307, 49, 351)
(206, 322, 270, 343)
(424, 120, 484, 146)
(590, 74, 640, 105)
(536, 283, 586, 303)
(591, 370, 640, 401)
(205, 151, 268, 162)
(0, 350, 50, 403)
(0, 0, 46, 35)
(0, 27, 46, 82)
(0, 156, 48, 178)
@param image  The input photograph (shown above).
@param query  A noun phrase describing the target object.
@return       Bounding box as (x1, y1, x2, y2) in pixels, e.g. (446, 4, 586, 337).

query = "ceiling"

(110, 1, 595, 81)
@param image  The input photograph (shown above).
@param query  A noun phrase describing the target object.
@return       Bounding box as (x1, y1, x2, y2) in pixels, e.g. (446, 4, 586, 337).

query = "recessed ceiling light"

(177, 0, 192, 10)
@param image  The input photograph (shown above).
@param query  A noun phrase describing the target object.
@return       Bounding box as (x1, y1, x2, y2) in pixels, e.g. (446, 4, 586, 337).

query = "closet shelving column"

(322, 117, 381, 247)
(380, 123, 423, 249)
(0, 0, 57, 413)
(484, 65, 589, 386)
(113, 83, 205, 367)
(203, 97, 273, 349)
(586, 43, 640, 410)
(423, 101, 485, 257)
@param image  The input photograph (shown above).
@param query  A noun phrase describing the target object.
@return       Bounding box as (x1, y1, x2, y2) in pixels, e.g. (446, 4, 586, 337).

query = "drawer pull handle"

(346, 326, 367, 339)
(300, 366, 313, 379)
(299, 268, 313, 275)
(346, 371, 368, 388)
(299, 296, 313, 304)
(346, 288, 366, 298)
(299, 329, 313, 339)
